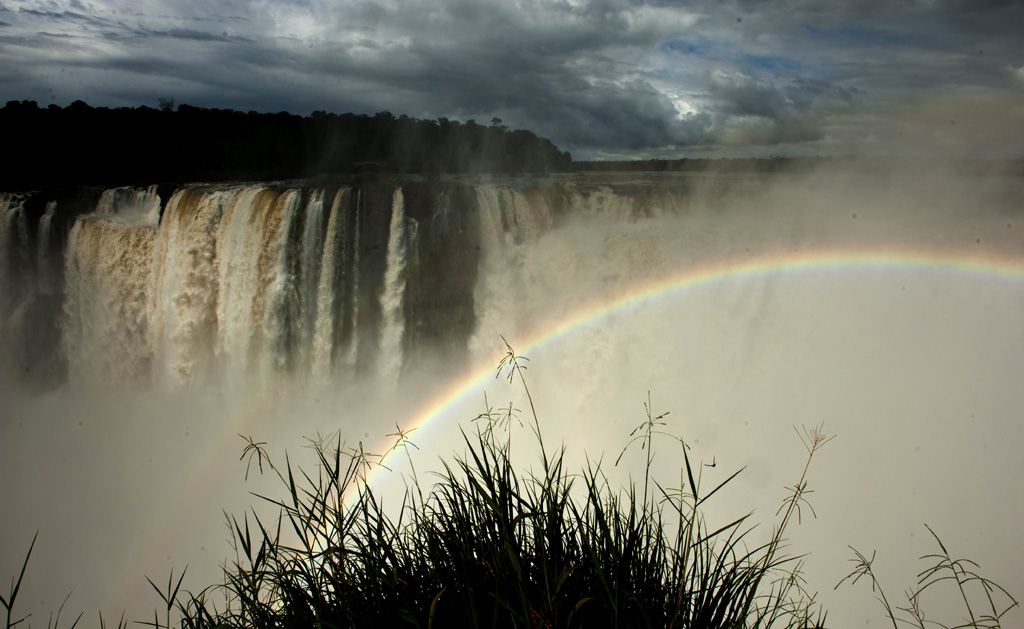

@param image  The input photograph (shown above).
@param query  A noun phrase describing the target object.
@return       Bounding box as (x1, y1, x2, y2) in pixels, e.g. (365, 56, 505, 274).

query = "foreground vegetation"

(166, 342, 833, 628)
(4, 344, 1018, 628)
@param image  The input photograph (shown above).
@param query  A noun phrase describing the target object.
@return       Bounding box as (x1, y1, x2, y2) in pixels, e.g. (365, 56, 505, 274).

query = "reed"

(836, 524, 1019, 628)
(5, 343, 1016, 627)
(154, 342, 831, 628)
(1, 531, 84, 629)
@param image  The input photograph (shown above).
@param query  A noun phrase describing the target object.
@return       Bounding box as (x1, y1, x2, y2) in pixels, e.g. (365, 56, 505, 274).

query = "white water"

(296, 189, 326, 376)
(1, 193, 29, 297)
(378, 188, 408, 385)
(1, 194, 30, 377)
(149, 188, 229, 388)
(347, 189, 362, 372)
(312, 188, 348, 379)
(215, 187, 302, 389)
(1, 169, 1023, 627)
(62, 217, 158, 388)
(36, 200, 58, 295)
(469, 186, 555, 356)
(95, 185, 162, 223)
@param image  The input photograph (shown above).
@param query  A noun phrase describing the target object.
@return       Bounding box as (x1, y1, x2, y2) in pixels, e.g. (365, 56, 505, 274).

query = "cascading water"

(1, 193, 30, 305)
(62, 216, 158, 387)
(217, 187, 302, 387)
(95, 185, 162, 222)
(295, 189, 327, 377)
(149, 187, 230, 387)
(312, 188, 353, 378)
(344, 188, 362, 371)
(2, 170, 1023, 627)
(378, 188, 409, 385)
(1, 194, 30, 378)
(35, 200, 58, 295)
(470, 186, 554, 356)
(2, 180, 484, 392)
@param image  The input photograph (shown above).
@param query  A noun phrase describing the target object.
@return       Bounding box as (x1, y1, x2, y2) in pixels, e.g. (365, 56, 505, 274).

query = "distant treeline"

(575, 155, 1024, 175)
(575, 157, 803, 173)
(0, 100, 573, 189)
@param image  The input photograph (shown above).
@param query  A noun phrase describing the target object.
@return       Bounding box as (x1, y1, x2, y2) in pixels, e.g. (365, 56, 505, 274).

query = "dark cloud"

(14, 7, 112, 28)
(705, 73, 858, 121)
(140, 27, 251, 43)
(1, 0, 1022, 158)
(707, 72, 790, 119)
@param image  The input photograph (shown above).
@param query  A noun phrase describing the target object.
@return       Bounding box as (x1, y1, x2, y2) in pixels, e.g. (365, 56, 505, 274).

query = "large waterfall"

(2, 180, 488, 391)
(2, 169, 1023, 626)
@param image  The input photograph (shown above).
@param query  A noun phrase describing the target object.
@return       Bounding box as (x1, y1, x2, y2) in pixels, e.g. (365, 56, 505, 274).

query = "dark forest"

(0, 100, 573, 189)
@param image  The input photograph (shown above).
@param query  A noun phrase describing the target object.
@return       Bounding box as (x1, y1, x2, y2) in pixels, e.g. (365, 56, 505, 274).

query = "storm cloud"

(1, 0, 1022, 158)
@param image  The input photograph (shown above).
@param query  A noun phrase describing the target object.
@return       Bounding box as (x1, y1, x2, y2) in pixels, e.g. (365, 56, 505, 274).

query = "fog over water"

(2, 166, 1023, 626)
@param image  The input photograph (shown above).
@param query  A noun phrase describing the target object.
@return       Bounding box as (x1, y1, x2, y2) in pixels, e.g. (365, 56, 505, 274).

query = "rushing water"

(1, 169, 1023, 626)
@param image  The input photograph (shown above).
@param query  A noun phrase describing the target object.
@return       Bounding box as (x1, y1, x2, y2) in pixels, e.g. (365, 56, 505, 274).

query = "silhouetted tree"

(0, 101, 573, 189)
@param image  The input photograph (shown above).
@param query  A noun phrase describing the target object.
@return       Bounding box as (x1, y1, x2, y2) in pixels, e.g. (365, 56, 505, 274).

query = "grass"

(4, 341, 1018, 628)
(151, 340, 832, 628)
(1, 531, 85, 629)
(835, 524, 1019, 629)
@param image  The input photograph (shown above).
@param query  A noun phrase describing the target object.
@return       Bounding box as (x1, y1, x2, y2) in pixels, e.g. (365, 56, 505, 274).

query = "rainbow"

(119, 244, 1024, 597)
(348, 244, 1024, 505)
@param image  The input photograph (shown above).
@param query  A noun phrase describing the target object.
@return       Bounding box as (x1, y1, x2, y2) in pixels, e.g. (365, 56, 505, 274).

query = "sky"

(1, 0, 1023, 160)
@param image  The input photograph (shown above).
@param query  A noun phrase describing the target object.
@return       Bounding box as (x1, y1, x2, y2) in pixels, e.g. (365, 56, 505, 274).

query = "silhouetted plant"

(837, 524, 1019, 628)
(142, 344, 835, 628)
(17, 346, 1014, 628)
(1, 531, 36, 629)
(1, 532, 83, 629)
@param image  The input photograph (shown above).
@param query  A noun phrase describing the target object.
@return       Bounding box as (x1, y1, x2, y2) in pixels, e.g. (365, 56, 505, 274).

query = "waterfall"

(294, 189, 327, 377)
(215, 186, 301, 389)
(16, 173, 1021, 400)
(148, 187, 228, 388)
(469, 186, 553, 356)
(469, 187, 514, 357)
(0, 178, 799, 392)
(311, 188, 347, 380)
(377, 188, 408, 384)
(1, 194, 30, 305)
(1, 194, 29, 378)
(94, 185, 162, 224)
(36, 200, 58, 295)
(4, 179, 694, 391)
(62, 216, 158, 388)
(41, 183, 373, 391)
(347, 189, 362, 371)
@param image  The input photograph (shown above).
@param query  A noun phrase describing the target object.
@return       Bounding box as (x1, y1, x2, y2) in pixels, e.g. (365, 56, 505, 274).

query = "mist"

(2, 163, 1023, 626)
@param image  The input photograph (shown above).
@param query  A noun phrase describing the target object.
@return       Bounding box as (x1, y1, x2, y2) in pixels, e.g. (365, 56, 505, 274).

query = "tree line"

(0, 100, 573, 189)
(574, 155, 1024, 175)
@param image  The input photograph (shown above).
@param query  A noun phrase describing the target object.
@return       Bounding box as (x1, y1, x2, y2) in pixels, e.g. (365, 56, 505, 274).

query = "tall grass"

(149, 341, 832, 628)
(2, 531, 86, 629)
(836, 523, 1019, 629)
(6, 343, 1016, 627)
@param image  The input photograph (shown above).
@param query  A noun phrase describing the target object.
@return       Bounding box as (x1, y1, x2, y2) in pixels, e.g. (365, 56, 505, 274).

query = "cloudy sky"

(1, 0, 1023, 160)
